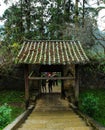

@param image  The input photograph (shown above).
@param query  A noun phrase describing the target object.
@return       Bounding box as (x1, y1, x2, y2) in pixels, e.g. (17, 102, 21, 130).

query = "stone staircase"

(18, 93, 93, 130)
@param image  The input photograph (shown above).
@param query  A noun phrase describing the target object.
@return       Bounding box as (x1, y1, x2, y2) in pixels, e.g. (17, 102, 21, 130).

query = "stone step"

(29, 112, 79, 116)
(17, 94, 93, 130)
(35, 108, 70, 110)
(18, 126, 92, 130)
(24, 119, 86, 124)
(25, 118, 83, 123)
(22, 122, 86, 127)
(29, 113, 80, 117)
(32, 110, 74, 115)
(19, 119, 87, 129)
(64, 127, 93, 130)
(28, 116, 80, 120)
(29, 111, 78, 116)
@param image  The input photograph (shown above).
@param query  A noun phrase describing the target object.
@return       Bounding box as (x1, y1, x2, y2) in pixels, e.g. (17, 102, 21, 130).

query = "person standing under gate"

(41, 78, 46, 93)
(48, 78, 53, 93)
(52, 72, 58, 86)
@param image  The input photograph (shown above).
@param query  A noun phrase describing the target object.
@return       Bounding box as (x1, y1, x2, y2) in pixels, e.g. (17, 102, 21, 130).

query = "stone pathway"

(35, 93, 70, 111)
(41, 83, 61, 93)
(18, 94, 93, 130)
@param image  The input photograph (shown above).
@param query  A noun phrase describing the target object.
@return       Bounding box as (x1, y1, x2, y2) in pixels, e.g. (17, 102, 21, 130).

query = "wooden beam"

(24, 64, 29, 109)
(75, 64, 79, 106)
(39, 65, 63, 72)
(28, 77, 75, 80)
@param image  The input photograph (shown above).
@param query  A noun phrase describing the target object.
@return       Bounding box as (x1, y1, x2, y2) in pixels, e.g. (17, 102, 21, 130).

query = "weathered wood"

(61, 70, 66, 99)
(39, 65, 63, 72)
(28, 77, 75, 80)
(29, 70, 34, 77)
(24, 64, 29, 109)
(75, 64, 79, 106)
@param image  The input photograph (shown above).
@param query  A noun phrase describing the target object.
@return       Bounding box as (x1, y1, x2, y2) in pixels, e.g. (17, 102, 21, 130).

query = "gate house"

(16, 40, 89, 109)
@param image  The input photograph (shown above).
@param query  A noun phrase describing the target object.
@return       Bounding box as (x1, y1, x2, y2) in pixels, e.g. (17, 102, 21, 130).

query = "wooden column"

(75, 64, 79, 106)
(61, 70, 65, 99)
(38, 73, 41, 97)
(24, 64, 29, 109)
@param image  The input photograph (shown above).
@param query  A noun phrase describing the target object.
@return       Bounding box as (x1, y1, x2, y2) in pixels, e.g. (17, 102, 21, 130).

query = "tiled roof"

(16, 40, 89, 65)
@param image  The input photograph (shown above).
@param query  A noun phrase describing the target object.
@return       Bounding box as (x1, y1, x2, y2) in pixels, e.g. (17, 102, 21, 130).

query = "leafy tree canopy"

(0, 0, 105, 71)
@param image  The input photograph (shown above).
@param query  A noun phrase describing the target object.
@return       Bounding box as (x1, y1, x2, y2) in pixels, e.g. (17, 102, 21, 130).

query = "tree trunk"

(25, 0, 31, 34)
(82, 0, 85, 27)
(75, 0, 79, 27)
(75, 64, 79, 106)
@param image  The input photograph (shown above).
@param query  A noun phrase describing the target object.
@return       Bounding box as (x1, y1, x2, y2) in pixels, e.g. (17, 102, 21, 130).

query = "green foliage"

(79, 89, 105, 126)
(0, 43, 13, 74)
(1, 0, 104, 47)
(0, 42, 21, 75)
(1, 0, 97, 42)
(10, 42, 21, 55)
(0, 103, 12, 129)
(79, 93, 99, 117)
(0, 90, 24, 104)
(11, 106, 24, 121)
(0, 90, 25, 129)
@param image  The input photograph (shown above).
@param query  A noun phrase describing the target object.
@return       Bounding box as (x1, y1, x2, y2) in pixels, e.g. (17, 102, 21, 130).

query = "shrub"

(0, 103, 12, 129)
(79, 93, 99, 117)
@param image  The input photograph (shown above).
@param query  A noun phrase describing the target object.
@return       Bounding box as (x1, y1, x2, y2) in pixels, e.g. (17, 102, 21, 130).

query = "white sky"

(97, 9, 105, 31)
(0, 2, 9, 22)
(0, 0, 105, 31)
(0, 0, 18, 25)
(83, 0, 105, 31)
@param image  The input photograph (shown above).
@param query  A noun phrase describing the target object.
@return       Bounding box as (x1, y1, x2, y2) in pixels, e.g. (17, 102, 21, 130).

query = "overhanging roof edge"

(15, 40, 89, 65)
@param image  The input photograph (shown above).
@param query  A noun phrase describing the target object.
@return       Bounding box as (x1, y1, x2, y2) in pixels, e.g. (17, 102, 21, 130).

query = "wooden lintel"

(28, 77, 75, 80)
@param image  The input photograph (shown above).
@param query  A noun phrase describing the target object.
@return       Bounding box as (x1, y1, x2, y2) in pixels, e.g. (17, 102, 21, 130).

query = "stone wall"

(0, 65, 24, 90)
(80, 64, 105, 89)
(0, 64, 41, 91)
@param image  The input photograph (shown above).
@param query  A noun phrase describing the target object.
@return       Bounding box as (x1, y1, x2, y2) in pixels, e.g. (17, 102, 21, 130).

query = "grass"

(79, 88, 105, 126)
(0, 90, 25, 128)
(0, 90, 24, 104)
(11, 106, 24, 121)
